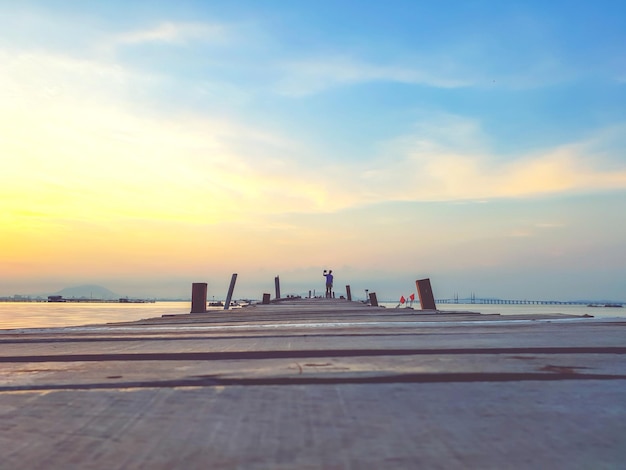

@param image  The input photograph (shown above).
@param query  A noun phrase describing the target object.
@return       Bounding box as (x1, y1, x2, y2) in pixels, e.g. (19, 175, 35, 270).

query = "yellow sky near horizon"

(4, 98, 625, 284)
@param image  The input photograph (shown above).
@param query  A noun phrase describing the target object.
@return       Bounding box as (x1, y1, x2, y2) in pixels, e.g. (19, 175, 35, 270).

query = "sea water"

(0, 300, 623, 331)
(0, 301, 192, 330)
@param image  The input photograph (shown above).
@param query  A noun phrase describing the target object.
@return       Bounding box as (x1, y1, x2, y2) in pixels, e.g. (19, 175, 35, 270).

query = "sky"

(1, 0, 626, 302)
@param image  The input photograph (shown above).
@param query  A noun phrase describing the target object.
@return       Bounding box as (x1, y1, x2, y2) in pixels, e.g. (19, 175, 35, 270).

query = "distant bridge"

(436, 298, 608, 306)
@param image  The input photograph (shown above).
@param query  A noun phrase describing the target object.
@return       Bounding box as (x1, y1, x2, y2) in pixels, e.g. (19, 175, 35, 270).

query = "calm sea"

(0, 301, 624, 331)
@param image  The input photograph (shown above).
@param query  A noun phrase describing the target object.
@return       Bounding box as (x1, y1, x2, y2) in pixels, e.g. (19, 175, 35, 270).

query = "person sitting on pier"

(323, 270, 334, 298)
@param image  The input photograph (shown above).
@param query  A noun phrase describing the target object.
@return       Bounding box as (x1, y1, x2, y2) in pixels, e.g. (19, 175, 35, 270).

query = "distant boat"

(208, 300, 249, 308)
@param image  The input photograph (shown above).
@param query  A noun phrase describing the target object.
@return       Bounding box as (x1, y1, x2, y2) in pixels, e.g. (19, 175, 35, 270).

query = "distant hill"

(53, 284, 119, 300)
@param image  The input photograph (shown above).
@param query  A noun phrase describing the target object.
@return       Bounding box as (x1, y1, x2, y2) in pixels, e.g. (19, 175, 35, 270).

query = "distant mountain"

(53, 284, 119, 300)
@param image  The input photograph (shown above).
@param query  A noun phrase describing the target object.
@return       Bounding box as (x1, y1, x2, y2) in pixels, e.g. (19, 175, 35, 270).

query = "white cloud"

(3, 41, 625, 225)
(275, 56, 471, 96)
(273, 40, 583, 96)
(330, 116, 626, 206)
(307, 118, 626, 210)
(0, 47, 304, 224)
(112, 21, 229, 46)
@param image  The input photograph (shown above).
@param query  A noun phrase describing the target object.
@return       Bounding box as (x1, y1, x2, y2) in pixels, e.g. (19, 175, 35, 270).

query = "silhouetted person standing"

(323, 270, 334, 298)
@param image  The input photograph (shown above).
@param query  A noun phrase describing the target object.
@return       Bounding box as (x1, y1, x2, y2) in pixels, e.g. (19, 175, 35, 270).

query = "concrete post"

(224, 273, 237, 310)
(262, 293, 271, 304)
(369, 292, 378, 307)
(416, 278, 436, 310)
(275, 276, 281, 300)
(346, 285, 352, 301)
(190, 283, 207, 313)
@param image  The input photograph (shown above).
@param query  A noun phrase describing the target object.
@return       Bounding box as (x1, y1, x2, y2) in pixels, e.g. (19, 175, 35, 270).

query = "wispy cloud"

(275, 56, 471, 96)
(3, 4, 625, 222)
(0, 47, 298, 223)
(333, 116, 626, 206)
(112, 21, 229, 46)
(0, 49, 132, 104)
(273, 33, 588, 96)
(4, 43, 625, 223)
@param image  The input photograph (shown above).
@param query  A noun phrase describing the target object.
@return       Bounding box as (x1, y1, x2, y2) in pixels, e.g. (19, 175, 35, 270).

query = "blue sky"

(1, 1, 625, 301)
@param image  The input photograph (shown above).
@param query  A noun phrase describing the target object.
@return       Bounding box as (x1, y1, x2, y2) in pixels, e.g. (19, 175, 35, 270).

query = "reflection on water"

(0, 301, 623, 330)
(0, 301, 192, 330)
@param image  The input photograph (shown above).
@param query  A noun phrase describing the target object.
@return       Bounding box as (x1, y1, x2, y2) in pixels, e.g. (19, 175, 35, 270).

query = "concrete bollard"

(190, 283, 207, 313)
(369, 292, 378, 307)
(224, 273, 238, 310)
(416, 278, 436, 310)
(262, 293, 271, 304)
(346, 285, 352, 301)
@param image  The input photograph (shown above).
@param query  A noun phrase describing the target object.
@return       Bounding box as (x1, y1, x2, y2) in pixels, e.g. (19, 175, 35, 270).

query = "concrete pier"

(0, 298, 624, 469)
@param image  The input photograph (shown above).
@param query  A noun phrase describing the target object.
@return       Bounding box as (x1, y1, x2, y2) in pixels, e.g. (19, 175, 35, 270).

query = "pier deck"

(1, 298, 625, 469)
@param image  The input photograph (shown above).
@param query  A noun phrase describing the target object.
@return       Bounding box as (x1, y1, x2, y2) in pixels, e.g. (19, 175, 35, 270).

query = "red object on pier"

(400, 296, 406, 304)
(409, 293, 415, 301)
